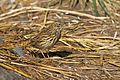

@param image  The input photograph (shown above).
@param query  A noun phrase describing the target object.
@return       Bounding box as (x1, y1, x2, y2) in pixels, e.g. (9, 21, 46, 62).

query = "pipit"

(31, 21, 63, 57)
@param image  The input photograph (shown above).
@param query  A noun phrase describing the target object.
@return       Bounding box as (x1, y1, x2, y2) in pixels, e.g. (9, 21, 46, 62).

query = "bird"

(31, 21, 63, 58)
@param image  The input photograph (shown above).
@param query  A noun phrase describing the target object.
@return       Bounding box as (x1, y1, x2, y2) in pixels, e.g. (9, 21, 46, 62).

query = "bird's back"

(31, 22, 62, 51)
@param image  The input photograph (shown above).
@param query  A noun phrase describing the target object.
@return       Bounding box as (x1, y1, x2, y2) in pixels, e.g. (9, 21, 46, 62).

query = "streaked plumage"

(31, 21, 62, 57)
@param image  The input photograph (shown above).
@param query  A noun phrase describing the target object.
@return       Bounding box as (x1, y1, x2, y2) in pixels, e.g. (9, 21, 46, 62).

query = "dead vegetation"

(0, 0, 120, 80)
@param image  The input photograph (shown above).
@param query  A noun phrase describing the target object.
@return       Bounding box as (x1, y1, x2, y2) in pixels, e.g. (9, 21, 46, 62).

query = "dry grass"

(0, 0, 120, 80)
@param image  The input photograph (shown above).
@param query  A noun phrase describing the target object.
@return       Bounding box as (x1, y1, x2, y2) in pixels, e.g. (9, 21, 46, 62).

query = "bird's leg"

(46, 53, 49, 58)
(39, 50, 46, 58)
(46, 49, 50, 58)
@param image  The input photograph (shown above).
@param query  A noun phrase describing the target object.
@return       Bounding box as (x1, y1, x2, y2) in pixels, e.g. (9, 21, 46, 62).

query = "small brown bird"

(31, 21, 63, 57)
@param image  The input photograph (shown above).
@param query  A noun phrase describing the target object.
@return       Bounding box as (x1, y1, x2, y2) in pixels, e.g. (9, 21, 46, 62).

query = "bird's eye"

(58, 23, 61, 26)
(58, 24, 61, 26)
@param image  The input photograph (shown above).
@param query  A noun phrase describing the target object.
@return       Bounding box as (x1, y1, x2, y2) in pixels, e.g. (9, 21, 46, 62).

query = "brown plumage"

(31, 21, 63, 57)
